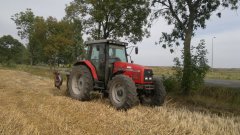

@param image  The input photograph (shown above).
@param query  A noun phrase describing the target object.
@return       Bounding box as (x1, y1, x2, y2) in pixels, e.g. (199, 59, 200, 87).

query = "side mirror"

(135, 47, 138, 54)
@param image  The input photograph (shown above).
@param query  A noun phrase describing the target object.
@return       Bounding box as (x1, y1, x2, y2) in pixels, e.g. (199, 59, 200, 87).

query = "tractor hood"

(113, 61, 148, 71)
(113, 61, 152, 84)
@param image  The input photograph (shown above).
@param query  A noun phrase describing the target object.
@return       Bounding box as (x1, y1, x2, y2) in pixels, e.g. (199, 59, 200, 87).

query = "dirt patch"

(0, 69, 240, 135)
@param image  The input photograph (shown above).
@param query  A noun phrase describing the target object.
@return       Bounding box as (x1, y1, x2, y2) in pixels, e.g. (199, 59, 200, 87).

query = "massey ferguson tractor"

(57, 39, 166, 110)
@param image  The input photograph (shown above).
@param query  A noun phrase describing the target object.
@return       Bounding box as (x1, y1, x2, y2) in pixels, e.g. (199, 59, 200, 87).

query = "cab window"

(109, 45, 127, 62)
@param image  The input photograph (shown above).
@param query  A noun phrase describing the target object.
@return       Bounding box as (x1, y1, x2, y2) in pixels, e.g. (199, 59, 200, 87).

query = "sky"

(0, 0, 240, 68)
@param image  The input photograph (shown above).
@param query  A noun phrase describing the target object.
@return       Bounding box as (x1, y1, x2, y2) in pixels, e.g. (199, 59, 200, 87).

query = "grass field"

(2, 64, 239, 80)
(0, 68, 240, 134)
(150, 66, 240, 80)
(207, 68, 240, 80)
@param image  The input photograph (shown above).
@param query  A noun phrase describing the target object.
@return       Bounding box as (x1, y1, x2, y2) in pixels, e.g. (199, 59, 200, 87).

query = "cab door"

(89, 44, 106, 81)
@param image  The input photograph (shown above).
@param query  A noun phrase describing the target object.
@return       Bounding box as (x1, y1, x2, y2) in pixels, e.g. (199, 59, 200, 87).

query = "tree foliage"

(44, 17, 80, 64)
(152, 0, 239, 95)
(0, 35, 27, 65)
(12, 9, 84, 65)
(11, 8, 35, 41)
(65, 0, 151, 43)
(173, 40, 210, 91)
(11, 9, 39, 65)
(29, 16, 47, 64)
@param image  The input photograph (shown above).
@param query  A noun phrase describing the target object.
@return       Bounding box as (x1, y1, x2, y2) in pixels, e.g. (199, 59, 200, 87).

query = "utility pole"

(212, 36, 216, 71)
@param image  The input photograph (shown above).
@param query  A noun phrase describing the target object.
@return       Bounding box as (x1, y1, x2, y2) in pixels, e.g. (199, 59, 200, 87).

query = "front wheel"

(108, 75, 139, 110)
(140, 77, 166, 106)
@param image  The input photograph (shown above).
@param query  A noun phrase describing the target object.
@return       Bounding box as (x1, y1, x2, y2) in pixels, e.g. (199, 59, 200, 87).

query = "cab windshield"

(109, 45, 127, 62)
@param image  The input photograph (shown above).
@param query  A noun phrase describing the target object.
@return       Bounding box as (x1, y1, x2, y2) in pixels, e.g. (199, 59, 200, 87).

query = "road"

(205, 79, 240, 88)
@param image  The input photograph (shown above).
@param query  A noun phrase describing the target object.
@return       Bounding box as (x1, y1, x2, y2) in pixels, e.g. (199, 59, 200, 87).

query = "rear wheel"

(108, 75, 139, 110)
(68, 65, 93, 101)
(140, 77, 166, 106)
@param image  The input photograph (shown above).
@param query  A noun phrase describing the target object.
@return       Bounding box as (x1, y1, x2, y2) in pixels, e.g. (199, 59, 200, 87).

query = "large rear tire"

(68, 65, 93, 101)
(140, 77, 166, 106)
(108, 75, 139, 110)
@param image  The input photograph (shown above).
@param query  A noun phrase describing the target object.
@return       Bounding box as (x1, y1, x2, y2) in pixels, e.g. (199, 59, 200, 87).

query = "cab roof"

(85, 39, 128, 46)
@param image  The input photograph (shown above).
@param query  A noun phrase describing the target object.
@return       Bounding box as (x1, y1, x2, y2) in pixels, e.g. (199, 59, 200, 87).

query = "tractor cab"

(85, 40, 128, 83)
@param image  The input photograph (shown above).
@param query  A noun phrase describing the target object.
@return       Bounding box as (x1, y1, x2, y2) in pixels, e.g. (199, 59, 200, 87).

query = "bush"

(162, 75, 180, 93)
(1, 60, 17, 68)
(173, 40, 210, 92)
(162, 40, 210, 95)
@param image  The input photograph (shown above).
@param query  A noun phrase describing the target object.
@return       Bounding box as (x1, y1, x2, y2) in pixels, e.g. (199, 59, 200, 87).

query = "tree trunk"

(181, 30, 192, 95)
(181, 18, 194, 95)
(103, 32, 109, 39)
(30, 57, 33, 66)
(180, 2, 196, 95)
(97, 22, 101, 40)
(30, 49, 34, 65)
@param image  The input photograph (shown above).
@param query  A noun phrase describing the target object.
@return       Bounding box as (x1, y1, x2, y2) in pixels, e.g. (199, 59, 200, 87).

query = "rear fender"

(73, 60, 98, 81)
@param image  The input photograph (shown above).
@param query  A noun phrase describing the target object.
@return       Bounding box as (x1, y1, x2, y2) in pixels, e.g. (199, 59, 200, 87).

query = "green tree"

(11, 8, 34, 41)
(12, 9, 84, 66)
(29, 16, 48, 64)
(69, 19, 84, 62)
(0, 35, 27, 65)
(173, 40, 210, 91)
(152, 0, 238, 95)
(44, 17, 76, 65)
(65, 0, 151, 43)
(11, 9, 37, 65)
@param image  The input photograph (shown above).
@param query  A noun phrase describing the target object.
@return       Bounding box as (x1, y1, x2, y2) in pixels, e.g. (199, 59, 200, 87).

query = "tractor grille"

(144, 69, 153, 82)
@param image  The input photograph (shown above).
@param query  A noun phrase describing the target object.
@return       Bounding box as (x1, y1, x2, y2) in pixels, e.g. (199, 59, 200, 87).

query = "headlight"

(144, 69, 153, 82)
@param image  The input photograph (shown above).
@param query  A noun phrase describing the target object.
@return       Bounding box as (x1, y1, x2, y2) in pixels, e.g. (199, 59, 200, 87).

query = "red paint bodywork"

(75, 60, 152, 85)
(113, 61, 152, 84)
(74, 60, 98, 80)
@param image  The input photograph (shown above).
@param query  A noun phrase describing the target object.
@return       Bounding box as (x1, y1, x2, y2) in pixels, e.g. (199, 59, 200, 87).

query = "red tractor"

(66, 39, 166, 109)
